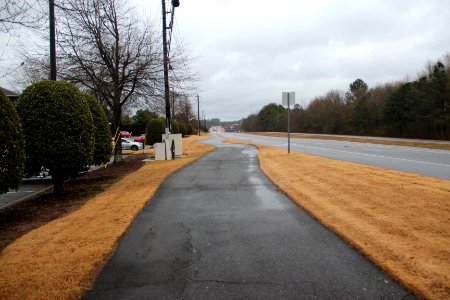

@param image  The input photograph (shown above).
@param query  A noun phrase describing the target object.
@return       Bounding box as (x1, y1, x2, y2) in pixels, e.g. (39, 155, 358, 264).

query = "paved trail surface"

(84, 136, 414, 299)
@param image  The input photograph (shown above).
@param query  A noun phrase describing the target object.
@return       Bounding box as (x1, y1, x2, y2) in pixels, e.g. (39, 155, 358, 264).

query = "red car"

(120, 131, 131, 138)
(134, 134, 145, 144)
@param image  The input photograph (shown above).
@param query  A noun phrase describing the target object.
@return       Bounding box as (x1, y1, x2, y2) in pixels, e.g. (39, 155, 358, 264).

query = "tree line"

(242, 56, 450, 140)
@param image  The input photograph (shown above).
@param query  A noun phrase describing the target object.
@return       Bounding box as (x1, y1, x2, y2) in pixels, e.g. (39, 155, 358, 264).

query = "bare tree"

(173, 94, 196, 125)
(137, 39, 199, 117)
(15, 0, 198, 136)
(52, 0, 162, 160)
(0, 0, 46, 79)
(0, 0, 44, 33)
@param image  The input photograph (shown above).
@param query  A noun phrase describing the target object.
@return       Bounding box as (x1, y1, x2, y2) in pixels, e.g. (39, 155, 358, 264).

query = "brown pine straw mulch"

(0, 135, 214, 300)
(0, 153, 146, 252)
(253, 145, 450, 300)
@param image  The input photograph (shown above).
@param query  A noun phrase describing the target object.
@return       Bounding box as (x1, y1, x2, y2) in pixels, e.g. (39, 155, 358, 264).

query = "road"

(223, 132, 450, 180)
(0, 180, 52, 209)
(84, 135, 414, 299)
(0, 157, 115, 209)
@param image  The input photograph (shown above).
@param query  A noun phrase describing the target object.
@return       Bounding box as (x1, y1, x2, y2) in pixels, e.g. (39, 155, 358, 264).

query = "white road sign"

(282, 92, 295, 106)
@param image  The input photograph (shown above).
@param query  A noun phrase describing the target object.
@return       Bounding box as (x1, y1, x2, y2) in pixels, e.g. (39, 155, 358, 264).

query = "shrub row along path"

(84, 134, 413, 299)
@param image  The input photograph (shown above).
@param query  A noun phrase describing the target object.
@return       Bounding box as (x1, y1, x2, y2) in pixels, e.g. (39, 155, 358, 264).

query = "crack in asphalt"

(193, 279, 272, 286)
(168, 222, 202, 297)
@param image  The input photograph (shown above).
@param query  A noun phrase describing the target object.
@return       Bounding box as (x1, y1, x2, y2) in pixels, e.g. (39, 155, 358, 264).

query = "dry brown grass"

(247, 132, 450, 151)
(0, 135, 214, 300)
(257, 145, 450, 299)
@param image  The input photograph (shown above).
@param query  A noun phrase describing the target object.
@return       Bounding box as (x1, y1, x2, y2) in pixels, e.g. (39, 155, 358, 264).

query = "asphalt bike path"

(84, 135, 414, 299)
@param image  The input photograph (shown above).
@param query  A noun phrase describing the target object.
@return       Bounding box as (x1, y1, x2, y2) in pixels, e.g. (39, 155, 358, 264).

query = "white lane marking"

(296, 144, 450, 167)
(286, 136, 450, 154)
(230, 134, 450, 155)
(6, 191, 35, 194)
(303, 139, 450, 155)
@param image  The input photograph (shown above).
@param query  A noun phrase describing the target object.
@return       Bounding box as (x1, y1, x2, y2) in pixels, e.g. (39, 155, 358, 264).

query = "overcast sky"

(143, 0, 450, 121)
(1, 0, 450, 121)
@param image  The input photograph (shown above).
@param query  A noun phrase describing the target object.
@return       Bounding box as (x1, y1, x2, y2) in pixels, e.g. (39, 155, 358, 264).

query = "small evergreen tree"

(170, 119, 180, 134)
(0, 90, 25, 194)
(132, 109, 158, 134)
(84, 94, 112, 165)
(146, 118, 165, 145)
(178, 123, 187, 137)
(17, 81, 94, 194)
(187, 124, 193, 135)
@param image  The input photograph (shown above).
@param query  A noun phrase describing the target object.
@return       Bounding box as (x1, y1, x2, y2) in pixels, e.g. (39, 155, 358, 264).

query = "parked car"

(121, 138, 143, 151)
(121, 131, 131, 138)
(134, 134, 145, 144)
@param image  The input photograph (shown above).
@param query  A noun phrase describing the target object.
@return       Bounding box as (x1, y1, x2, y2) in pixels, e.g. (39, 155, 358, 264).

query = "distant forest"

(241, 54, 450, 140)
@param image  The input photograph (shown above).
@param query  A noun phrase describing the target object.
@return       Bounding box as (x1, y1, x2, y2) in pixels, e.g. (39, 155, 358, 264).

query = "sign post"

(282, 92, 295, 153)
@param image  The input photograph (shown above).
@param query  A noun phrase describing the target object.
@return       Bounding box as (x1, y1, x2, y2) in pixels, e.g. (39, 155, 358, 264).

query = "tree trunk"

(113, 104, 123, 163)
(52, 168, 65, 195)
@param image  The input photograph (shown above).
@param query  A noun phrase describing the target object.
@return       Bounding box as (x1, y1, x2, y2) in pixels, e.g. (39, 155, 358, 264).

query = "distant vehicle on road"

(121, 131, 131, 138)
(121, 138, 143, 151)
(133, 134, 145, 144)
(24, 166, 49, 179)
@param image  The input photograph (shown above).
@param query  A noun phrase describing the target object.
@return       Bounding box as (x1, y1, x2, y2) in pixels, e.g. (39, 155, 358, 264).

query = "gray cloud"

(2, 0, 449, 121)
(175, 0, 450, 120)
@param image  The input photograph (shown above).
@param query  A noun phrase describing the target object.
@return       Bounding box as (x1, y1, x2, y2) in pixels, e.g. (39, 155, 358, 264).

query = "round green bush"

(16, 80, 94, 194)
(84, 94, 112, 165)
(0, 90, 25, 194)
(178, 123, 187, 137)
(146, 118, 165, 145)
(187, 124, 194, 135)
(170, 119, 180, 134)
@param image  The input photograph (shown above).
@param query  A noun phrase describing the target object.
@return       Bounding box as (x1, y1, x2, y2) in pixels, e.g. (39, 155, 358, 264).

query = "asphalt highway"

(84, 135, 414, 299)
(223, 132, 450, 180)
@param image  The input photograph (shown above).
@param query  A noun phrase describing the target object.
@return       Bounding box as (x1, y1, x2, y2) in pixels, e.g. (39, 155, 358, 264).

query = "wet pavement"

(84, 135, 415, 299)
(0, 180, 52, 209)
(223, 132, 450, 180)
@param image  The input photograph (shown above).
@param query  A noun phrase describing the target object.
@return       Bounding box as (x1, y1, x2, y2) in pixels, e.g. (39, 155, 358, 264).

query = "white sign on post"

(282, 92, 295, 106)
(282, 91, 296, 154)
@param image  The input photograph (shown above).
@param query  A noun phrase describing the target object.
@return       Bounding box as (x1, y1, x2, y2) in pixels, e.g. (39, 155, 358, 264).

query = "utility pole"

(202, 110, 206, 132)
(287, 93, 291, 153)
(49, 0, 56, 80)
(197, 94, 200, 136)
(161, 0, 171, 135)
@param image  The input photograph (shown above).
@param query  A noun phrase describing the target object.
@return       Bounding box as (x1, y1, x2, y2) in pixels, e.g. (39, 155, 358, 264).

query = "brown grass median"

(0, 135, 214, 300)
(256, 145, 450, 299)
(246, 132, 450, 151)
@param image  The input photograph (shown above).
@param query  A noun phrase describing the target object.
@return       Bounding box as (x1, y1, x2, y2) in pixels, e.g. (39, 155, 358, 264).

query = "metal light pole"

(49, 0, 56, 80)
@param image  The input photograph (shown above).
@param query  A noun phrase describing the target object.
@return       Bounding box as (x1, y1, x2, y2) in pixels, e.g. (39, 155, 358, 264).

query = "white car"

(121, 138, 143, 151)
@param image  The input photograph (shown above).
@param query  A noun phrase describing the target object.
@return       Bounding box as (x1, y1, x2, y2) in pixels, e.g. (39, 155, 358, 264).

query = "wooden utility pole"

(162, 0, 171, 135)
(49, 0, 56, 80)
